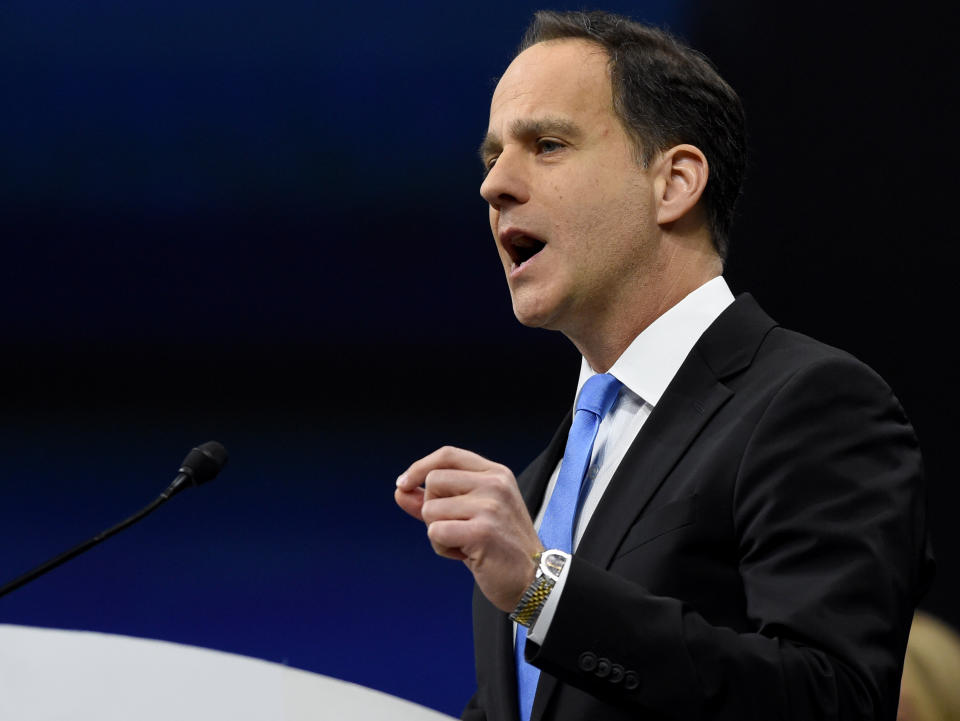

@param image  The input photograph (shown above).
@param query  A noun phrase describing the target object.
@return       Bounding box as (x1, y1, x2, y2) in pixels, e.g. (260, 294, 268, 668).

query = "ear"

(654, 144, 708, 226)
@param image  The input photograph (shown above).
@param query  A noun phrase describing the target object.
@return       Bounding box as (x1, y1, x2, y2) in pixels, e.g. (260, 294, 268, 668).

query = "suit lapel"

(576, 351, 732, 568)
(575, 293, 776, 569)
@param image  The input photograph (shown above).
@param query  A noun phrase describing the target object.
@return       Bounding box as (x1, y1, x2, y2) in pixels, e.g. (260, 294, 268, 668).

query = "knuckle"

(427, 522, 455, 554)
(420, 499, 434, 523)
(478, 496, 500, 517)
(488, 471, 515, 497)
(424, 468, 443, 489)
(426, 521, 444, 544)
(472, 516, 495, 542)
(438, 445, 459, 461)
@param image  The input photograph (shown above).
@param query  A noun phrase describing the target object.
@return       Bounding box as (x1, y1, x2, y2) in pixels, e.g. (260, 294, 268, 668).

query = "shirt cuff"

(526, 555, 570, 644)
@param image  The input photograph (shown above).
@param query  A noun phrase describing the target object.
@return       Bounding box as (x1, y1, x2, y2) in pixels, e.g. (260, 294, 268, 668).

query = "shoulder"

(705, 293, 897, 400)
(755, 326, 889, 391)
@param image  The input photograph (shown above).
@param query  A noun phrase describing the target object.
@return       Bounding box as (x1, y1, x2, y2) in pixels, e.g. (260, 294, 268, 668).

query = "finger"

(429, 536, 468, 561)
(427, 518, 482, 557)
(421, 493, 488, 524)
(423, 468, 503, 500)
(396, 446, 496, 491)
(394, 486, 425, 521)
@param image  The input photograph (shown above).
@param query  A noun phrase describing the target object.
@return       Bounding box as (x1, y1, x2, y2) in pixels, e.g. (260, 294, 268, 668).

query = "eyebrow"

(478, 116, 583, 165)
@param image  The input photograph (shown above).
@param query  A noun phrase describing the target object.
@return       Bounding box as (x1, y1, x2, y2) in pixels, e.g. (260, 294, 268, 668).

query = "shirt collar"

(576, 276, 735, 407)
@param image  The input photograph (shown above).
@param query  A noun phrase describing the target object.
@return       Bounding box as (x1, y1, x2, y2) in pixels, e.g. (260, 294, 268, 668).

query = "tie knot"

(576, 373, 623, 418)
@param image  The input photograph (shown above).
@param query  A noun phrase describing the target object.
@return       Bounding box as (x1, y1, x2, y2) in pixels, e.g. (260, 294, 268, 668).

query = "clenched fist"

(395, 446, 543, 612)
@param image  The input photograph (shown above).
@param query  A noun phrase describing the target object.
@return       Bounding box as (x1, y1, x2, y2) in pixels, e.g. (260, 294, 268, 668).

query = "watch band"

(509, 550, 570, 628)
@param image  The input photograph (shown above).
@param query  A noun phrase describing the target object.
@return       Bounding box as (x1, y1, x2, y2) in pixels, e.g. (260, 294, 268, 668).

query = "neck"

(567, 241, 722, 373)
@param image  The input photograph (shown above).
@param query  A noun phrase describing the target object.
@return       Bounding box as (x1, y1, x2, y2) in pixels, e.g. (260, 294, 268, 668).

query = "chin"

(513, 313, 547, 329)
(510, 295, 558, 329)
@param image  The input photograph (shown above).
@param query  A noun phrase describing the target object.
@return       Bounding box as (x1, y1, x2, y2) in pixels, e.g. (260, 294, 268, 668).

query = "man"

(395, 10, 932, 721)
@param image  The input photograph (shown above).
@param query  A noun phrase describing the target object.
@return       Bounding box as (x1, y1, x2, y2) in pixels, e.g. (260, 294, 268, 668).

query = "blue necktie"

(515, 372, 623, 721)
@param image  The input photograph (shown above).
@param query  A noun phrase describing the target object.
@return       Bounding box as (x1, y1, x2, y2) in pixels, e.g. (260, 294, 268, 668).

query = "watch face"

(541, 551, 568, 581)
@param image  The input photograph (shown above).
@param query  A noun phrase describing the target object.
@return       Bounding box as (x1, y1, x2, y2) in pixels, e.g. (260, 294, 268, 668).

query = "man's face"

(480, 39, 660, 338)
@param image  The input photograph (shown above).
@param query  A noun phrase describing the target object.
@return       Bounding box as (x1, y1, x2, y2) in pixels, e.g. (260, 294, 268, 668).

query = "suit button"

(609, 664, 624, 683)
(595, 657, 611, 678)
(578, 652, 598, 672)
(624, 672, 640, 691)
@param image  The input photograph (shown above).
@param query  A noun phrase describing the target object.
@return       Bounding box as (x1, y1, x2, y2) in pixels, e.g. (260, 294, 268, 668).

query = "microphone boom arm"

(0, 441, 227, 600)
(0, 492, 171, 599)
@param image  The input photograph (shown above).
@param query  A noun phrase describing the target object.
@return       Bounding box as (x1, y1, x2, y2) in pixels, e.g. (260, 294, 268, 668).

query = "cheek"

(556, 189, 651, 271)
(488, 209, 500, 244)
(488, 207, 499, 234)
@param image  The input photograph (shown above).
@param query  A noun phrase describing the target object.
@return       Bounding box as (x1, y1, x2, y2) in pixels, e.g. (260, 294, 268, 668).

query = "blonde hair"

(899, 612, 960, 721)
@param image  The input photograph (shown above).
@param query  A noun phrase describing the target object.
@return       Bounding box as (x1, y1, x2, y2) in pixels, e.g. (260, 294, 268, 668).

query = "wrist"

(509, 549, 570, 628)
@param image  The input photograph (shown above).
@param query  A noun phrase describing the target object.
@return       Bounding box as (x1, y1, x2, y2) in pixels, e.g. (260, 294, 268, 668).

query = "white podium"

(0, 624, 458, 720)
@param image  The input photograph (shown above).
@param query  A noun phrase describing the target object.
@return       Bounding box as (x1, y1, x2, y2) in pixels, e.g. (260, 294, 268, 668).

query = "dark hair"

(519, 10, 746, 260)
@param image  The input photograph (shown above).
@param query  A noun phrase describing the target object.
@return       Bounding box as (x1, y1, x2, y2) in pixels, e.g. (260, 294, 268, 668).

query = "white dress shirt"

(525, 276, 735, 643)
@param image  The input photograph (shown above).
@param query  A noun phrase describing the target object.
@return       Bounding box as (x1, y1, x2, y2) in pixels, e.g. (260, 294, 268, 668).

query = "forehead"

(488, 39, 614, 129)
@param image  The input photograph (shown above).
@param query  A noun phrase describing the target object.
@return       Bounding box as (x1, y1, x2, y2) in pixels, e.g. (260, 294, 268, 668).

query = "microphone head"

(178, 441, 229, 486)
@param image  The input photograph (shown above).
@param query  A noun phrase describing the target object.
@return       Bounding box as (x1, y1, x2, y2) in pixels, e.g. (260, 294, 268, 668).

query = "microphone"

(0, 441, 229, 600)
(163, 440, 230, 499)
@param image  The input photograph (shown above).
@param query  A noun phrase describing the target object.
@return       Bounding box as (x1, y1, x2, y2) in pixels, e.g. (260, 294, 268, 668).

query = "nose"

(479, 149, 530, 211)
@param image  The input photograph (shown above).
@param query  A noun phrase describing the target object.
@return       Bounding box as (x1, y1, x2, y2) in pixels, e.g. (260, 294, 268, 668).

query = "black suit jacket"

(463, 294, 933, 721)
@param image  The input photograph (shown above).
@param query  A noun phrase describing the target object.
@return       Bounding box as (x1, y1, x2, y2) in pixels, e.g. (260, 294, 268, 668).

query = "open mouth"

(504, 234, 547, 267)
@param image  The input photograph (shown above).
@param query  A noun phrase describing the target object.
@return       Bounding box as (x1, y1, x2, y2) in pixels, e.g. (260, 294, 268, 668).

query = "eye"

(482, 156, 498, 178)
(536, 138, 565, 154)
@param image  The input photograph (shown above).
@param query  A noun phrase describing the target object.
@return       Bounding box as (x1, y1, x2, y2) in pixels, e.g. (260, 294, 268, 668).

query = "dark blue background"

(1, 1, 956, 716)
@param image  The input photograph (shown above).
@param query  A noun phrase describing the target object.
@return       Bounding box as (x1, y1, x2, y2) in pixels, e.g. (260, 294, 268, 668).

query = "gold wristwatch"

(509, 549, 571, 628)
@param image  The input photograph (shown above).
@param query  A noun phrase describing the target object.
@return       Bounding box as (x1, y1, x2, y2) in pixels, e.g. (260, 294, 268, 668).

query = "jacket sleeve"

(524, 356, 933, 720)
